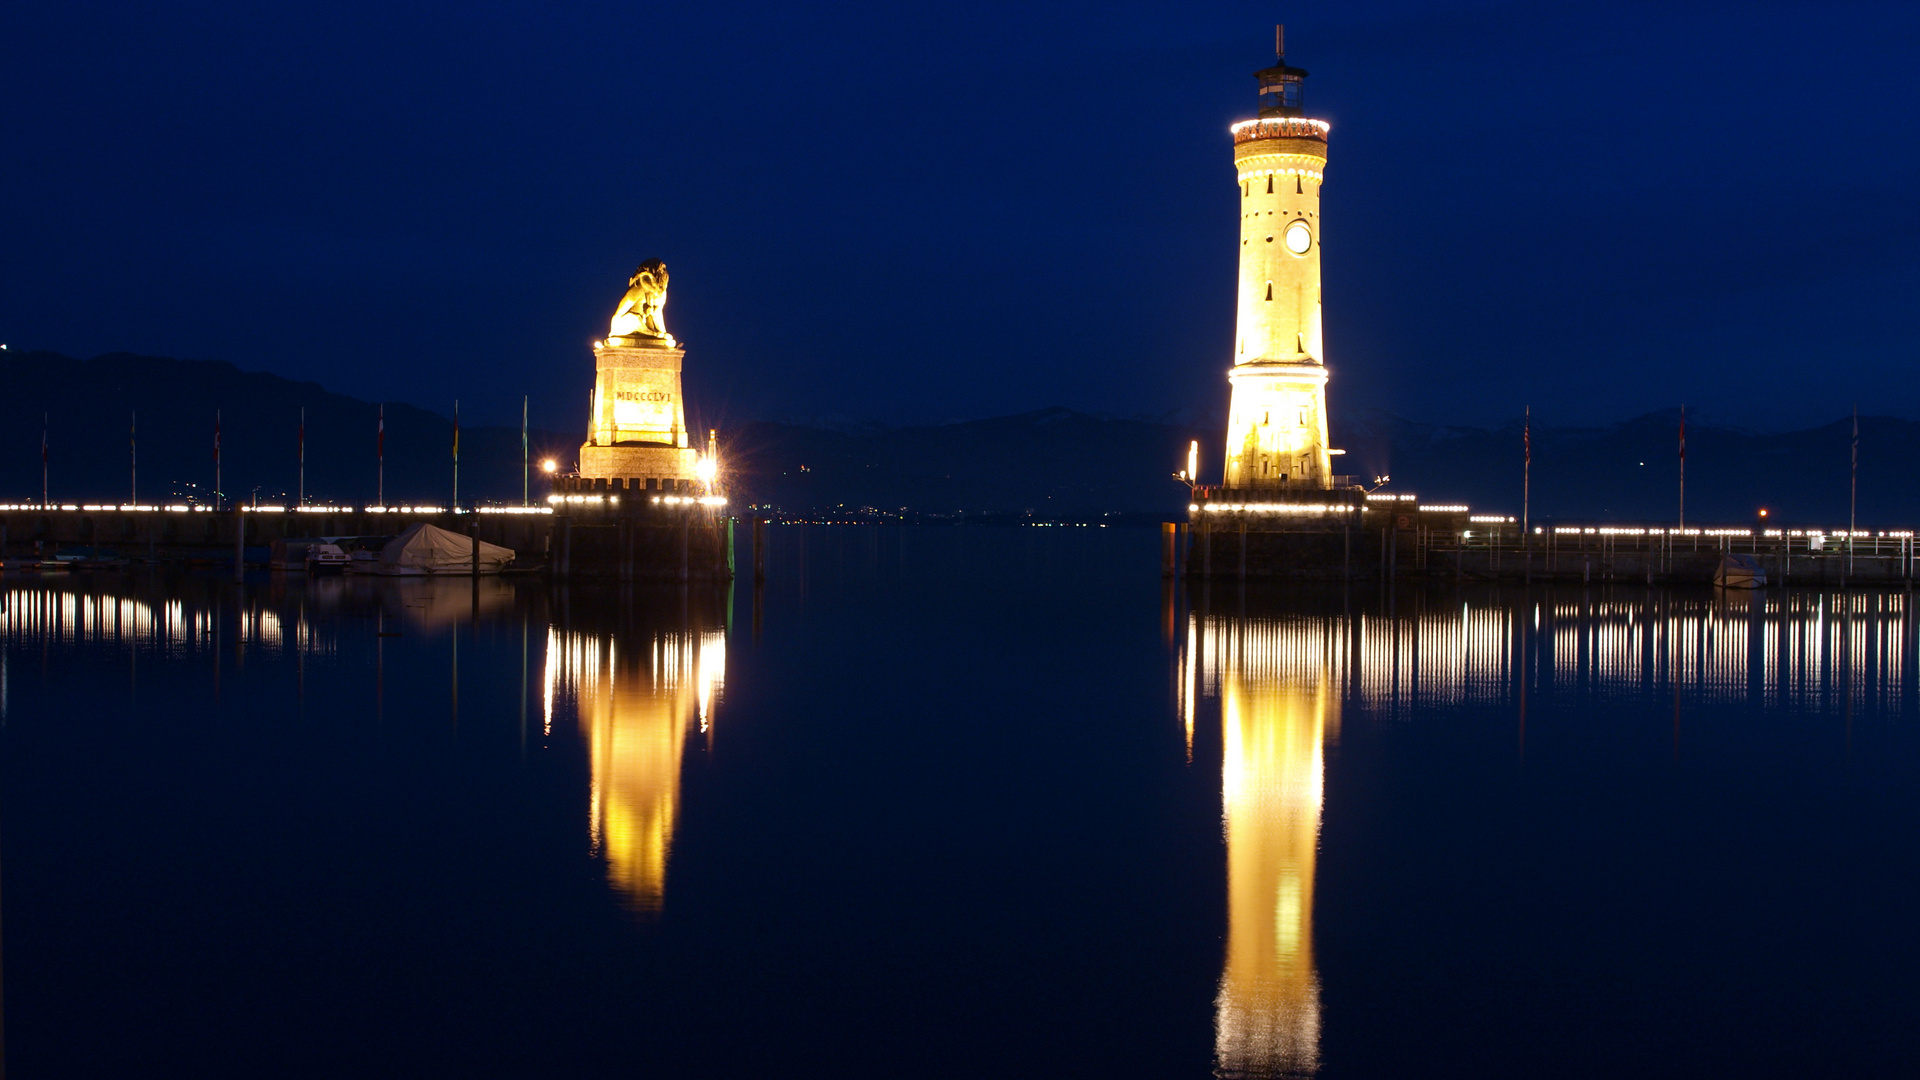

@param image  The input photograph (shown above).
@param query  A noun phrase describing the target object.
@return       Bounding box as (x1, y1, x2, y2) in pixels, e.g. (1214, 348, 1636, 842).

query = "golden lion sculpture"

(607, 259, 672, 345)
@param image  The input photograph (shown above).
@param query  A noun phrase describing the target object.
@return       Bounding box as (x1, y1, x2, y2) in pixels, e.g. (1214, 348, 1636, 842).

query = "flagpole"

(522, 395, 529, 507)
(1850, 404, 1858, 575)
(1522, 405, 1531, 584)
(215, 409, 223, 512)
(41, 412, 49, 509)
(1678, 405, 1686, 531)
(452, 400, 460, 510)
(130, 410, 137, 505)
(378, 403, 385, 507)
(299, 406, 306, 507)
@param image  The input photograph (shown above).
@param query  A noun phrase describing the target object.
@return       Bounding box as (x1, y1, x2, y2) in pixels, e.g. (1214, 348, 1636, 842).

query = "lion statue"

(606, 258, 671, 345)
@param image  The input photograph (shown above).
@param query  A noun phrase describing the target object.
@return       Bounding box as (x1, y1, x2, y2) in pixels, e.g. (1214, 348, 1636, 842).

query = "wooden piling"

(678, 512, 690, 583)
(753, 517, 767, 582)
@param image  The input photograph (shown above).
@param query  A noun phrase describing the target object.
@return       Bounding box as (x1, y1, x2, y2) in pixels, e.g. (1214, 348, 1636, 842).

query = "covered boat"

(1714, 552, 1766, 589)
(377, 522, 514, 575)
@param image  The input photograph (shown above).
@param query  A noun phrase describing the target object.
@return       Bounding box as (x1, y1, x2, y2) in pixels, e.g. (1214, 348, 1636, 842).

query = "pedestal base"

(579, 443, 698, 484)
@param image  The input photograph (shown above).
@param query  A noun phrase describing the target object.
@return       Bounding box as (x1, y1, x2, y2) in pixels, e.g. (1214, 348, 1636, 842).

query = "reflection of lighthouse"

(546, 625, 726, 914)
(1191, 612, 1336, 1078)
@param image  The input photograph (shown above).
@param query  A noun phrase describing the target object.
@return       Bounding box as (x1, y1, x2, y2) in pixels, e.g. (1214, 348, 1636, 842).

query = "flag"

(42, 414, 48, 465)
(215, 411, 222, 463)
(1678, 407, 1686, 462)
(453, 400, 460, 458)
(1523, 413, 1530, 467)
(378, 404, 385, 459)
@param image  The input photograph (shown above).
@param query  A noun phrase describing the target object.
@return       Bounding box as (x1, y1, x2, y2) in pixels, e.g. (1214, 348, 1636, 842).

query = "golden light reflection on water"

(544, 625, 726, 915)
(1197, 613, 1337, 1079)
(1181, 588, 1915, 1077)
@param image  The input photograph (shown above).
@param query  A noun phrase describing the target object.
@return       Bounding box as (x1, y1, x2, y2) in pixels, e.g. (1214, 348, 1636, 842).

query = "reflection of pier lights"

(1180, 593, 1907, 720)
(1180, 589, 1916, 1072)
(544, 624, 727, 914)
(0, 585, 327, 656)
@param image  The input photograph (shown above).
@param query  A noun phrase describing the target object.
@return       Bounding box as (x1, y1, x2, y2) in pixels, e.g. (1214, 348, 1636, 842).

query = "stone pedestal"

(580, 340, 699, 484)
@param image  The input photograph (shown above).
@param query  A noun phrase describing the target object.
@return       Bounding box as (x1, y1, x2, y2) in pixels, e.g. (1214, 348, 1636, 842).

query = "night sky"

(4, 1, 1917, 434)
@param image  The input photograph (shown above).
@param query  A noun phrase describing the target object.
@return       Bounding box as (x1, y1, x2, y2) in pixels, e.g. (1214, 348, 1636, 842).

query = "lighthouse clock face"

(1284, 221, 1312, 254)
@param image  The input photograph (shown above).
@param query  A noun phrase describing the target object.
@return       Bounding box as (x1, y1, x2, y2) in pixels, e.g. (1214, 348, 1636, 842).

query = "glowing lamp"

(541, 458, 559, 474)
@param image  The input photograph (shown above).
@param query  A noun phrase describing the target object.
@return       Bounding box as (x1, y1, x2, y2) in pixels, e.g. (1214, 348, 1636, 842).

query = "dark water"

(2, 526, 1918, 1078)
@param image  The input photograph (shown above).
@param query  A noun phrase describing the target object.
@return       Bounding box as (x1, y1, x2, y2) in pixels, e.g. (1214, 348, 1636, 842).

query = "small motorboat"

(306, 543, 351, 574)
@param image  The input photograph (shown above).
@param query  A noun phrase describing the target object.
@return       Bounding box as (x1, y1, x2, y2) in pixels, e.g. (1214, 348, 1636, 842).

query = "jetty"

(1171, 486, 1915, 587)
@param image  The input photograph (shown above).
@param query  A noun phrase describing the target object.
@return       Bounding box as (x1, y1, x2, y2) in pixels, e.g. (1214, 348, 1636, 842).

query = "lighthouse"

(1222, 29, 1334, 490)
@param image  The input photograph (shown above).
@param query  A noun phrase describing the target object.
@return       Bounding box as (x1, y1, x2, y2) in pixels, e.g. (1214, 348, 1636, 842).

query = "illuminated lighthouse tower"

(1222, 30, 1335, 490)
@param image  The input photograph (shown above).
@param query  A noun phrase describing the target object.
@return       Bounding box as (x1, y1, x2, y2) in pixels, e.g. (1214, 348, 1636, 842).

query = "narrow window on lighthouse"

(1266, 176, 1273, 194)
(1296, 176, 1303, 194)
(1265, 282, 1273, 301)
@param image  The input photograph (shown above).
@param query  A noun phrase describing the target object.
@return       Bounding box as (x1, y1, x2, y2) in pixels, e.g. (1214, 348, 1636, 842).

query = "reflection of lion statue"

(607, 259, 671, 343)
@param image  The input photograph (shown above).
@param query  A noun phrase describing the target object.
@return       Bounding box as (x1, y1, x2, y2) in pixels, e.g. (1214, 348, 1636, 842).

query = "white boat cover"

(1714, 552, 1766, 589)
(379, 522, 514, 574)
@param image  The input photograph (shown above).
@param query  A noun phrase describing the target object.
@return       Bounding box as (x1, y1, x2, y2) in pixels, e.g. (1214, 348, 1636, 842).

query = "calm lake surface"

(3, 525, 1918, 1078)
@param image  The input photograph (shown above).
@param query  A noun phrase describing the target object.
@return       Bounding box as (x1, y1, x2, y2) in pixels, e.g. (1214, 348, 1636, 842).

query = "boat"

(0, 557, 60, 572)
(307, 543, 351, 573)
(1714, 552, 1767, 589)
(372, 522, 514, 576)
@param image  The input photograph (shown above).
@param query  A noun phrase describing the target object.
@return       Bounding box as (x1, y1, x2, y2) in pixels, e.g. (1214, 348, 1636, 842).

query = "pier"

(0, 493, 737, 582)
(1177, 487, 1917, 586)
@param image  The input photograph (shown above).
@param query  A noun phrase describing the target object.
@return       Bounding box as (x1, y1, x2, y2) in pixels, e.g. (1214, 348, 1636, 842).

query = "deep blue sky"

(4, 1, 1917, 433)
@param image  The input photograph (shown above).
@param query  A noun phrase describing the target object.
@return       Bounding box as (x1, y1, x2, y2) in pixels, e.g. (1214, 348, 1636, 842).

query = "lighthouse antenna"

(1276, 23, 1284, 60)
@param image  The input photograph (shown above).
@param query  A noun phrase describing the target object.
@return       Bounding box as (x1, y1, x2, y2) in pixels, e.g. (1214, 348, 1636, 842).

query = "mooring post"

(678, 511, 690, 583)
(233, 509, 244, 582)
(617, 517, 631, 583)
(469, 511, 480, 618)
(1162, 521, 1176, 578)
(753, 516, 767, 582)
